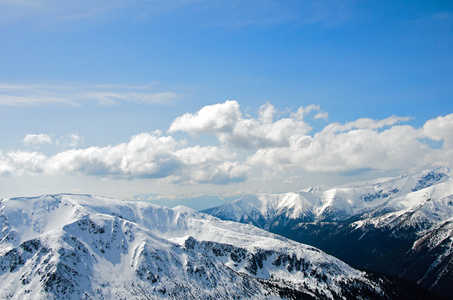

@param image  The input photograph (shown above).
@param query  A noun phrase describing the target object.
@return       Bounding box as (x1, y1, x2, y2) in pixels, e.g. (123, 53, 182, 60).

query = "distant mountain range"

(0, 194, 438, 299)
(202, 167, 453, 299)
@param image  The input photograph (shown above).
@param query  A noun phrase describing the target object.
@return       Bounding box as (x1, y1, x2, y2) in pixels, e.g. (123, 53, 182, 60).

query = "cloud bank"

(1, 131, 247, 184)
(1, 101, 452, 185)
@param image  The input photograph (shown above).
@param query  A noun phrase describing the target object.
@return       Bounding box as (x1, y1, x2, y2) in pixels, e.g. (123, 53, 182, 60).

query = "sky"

(0, 0, 453, 209)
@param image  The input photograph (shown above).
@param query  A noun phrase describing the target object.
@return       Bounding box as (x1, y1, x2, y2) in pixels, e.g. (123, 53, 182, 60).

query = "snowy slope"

(203, 168, 453, 298)
(204, 168, 451, 227)
(0, 194, 433, 299)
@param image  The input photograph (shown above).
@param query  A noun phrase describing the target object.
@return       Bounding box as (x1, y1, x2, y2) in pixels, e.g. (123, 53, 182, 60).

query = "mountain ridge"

(0, 193, 439, 299)
(202, 168, 453, 298)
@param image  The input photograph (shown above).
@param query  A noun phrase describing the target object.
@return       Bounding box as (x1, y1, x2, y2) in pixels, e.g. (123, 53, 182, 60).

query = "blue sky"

(0, 1, 452, 208)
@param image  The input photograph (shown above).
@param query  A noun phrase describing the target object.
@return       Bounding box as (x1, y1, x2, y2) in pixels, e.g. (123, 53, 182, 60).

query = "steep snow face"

(354, 179, 453, 229)
(204, 168, 452, 227)
(0, 193, 410, 300)
(349, 178, 453, 299)
(0, 213, 270, 299)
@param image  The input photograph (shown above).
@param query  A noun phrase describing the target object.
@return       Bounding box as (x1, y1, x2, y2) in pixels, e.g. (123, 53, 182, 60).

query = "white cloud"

(22, 133, 83, 148)
(169, 102, 453, 177)
(23, 134, 53, 145)
(421, 114, 453, 168)
(247, 113, 453, 174)
(321, 115, 411, 134)
(191, 161, 249, 185)
(423, 114, 453, 149)
(2, 101, 453, 186)
(7, 151, 48, 175)
(169, 100, 326, 149)
(0, 151, 13, 175)
(67, 133, 81, 147)
(291, 104, 325, 119)
(80, 91, 180, 106)
(169, 100, 241, 135)
(313, 111, 329, 120)
(173, 146, 249, 184)
(1, 131, 248, 184)
(49, 131, 182, 178)
(0, 83, 181, 107)
(175, 145, 233, 165)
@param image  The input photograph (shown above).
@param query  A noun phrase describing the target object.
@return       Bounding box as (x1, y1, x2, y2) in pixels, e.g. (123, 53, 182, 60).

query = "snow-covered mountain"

(203, 167, 451, 226)
(0, 194, 435, 299)
(203, 168, 453, 298)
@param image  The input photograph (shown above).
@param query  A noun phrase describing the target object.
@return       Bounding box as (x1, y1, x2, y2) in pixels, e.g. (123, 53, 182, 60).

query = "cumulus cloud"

(169, 100, 241, 134)
(169, 101, 453, 177)
(0, 151, 13, 175)
(169, 100, 326, 149)
(247, 113, 453, 174)
(172, 145, 249, 184)
(6, 151, 49, 175)
(423, 114, 453, 149)
(2, 101, 453, 185)
(23, 134, 53, 146)
(175, 145, 233, 165)
(47, 131, 180, 178)
(1, 131, 248, 184)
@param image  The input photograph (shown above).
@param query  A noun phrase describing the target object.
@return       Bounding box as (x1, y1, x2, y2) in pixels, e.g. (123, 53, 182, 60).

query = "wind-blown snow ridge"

(0, 193, 433, 299)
